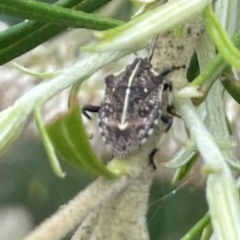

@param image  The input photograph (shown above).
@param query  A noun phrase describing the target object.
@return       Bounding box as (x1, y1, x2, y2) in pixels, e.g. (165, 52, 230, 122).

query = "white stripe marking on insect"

(118, 60, 141, 130)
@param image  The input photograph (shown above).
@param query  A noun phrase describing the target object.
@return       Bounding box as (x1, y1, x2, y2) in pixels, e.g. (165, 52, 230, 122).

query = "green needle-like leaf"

(204, 5, 240, 68)
(47, 103, 116, 178)
(13, 62, 61, 79)
(35, 104, 66, 178)
(163, 144, 197, 169)
(0, 103, 32, 156)
(172, 154, 198, 185)
(83, 0, 208, 52)
(0, 0, 121, 65)
(180, 213, 211, 240)
(0, 0, 122, 30)
(178, 31, 240, 104)
(0, 0, 82, 48)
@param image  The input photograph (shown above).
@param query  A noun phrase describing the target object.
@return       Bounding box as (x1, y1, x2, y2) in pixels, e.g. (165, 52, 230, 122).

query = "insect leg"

(166, 105, 181, 118)
(163, 81, 181, 118)
(149, 148, 158, 170)
(82, 105, 100, 120)
(163, 80, 172, 91)
(161, 115, 173, 132)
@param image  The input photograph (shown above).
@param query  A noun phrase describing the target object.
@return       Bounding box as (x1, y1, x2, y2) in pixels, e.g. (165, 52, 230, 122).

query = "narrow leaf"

(0, 0, 123, 30)
(83, 0, 208, 52)
(13, 62, 61, 79)
(163, 147, 198, 168)
(0, 101, 35, 157)
(204, 5, 240, 68)
(172, 153, 198, 184)
(179, 32, 240, 104)
(46, 103, 116, 178)
(226, 154, 240, 171)
(0, 0, 118, 65)
(0, 0, 83, 48)
(180, 213, 211, 240)
(34, 105, 66, 178)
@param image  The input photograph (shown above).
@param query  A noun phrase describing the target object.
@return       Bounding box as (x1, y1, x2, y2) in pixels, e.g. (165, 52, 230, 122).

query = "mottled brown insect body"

(98, 58, 173, 158)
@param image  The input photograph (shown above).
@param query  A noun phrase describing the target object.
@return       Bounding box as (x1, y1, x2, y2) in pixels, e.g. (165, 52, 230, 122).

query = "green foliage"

(83, 0, 209, 52)
(0, 0, 122, 65)
(172, 153, 198, 185)
(35, 104, 66, 178)
(204, 5, 240, 68)
(0, 0, 130, 178)
(0, 0, 123, 30)
(46, 103, 116, 178)
(180, 213, 210, 240)
(1, 0, 240, 239)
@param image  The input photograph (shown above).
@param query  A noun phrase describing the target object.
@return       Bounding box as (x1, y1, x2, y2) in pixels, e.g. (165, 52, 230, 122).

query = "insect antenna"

(148, 34, 159, 62)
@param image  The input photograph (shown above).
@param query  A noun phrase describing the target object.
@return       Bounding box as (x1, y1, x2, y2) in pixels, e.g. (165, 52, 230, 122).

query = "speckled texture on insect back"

(98, 58, 172, 159)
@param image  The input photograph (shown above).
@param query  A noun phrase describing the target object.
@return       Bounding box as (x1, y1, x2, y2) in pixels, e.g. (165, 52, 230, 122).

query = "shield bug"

(83, 57, 180, 159)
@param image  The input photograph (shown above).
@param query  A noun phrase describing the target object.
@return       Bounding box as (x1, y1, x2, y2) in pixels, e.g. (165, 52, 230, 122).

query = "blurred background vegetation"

(0, 135, 207, 240)
(2, 0, 239, 239)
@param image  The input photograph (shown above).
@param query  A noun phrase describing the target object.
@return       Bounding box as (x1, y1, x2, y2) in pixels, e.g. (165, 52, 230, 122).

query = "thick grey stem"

(72, 161, 153, 240)
(24, 175, 129, 240)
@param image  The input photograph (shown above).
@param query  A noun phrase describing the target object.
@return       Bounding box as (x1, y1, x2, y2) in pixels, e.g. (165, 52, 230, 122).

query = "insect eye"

(105, 75, 115, 87)
(141, 58, 151, 68)
(125, 65, 132, 73)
